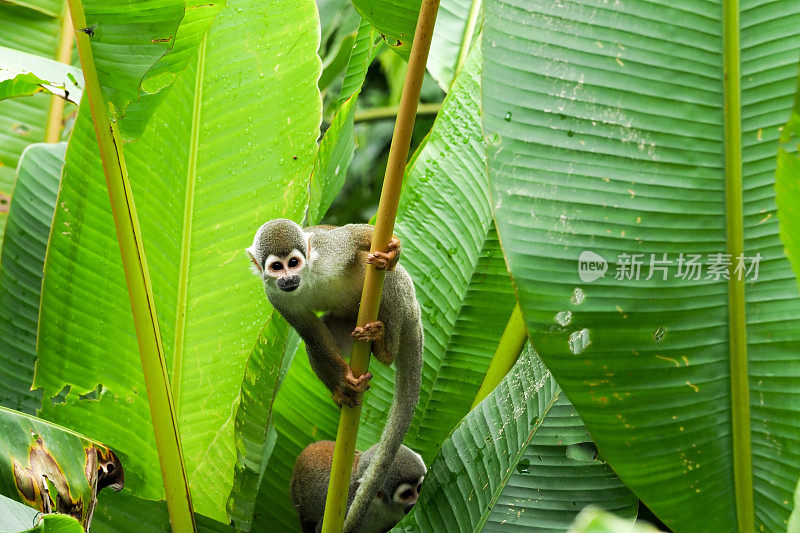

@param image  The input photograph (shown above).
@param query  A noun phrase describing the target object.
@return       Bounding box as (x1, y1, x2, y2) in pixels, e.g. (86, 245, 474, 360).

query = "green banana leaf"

(22, 515, 84, 533)
(33, 0, 321, 522)
(0, 0, 74, 228)
(6, 0, 62, 18)
(226, 315, 299, 530)
(351, 0, 417, 59)
(567, 507, 662, 533)
(76, 0, 184, 139)
(394, 347, 636, 531)
(251, 343, 334, 532)
(776, 78, 800, 294)
(0, 72, 69, 102)
(779, 61, 800, 533)
(0, 406, 123, 528)
(91, 0, 226, 140)
(316, 0, 360, 93)
(309, 17, 382, 225)
(351, 0, 476, 92)
(91, 490, 233, 533)
(0, 493, 40, 532)
(427, 0, 479, 91)
(0, 198, 6, 249)
(319, 32, 357, 93)
(486, 394, 637, 529)
(0, 143, 64, 414)
(0, 493, 87, 533)
(790, 478, 800, 533)
(0, 498, 85, 533)
(483, 1, 800, 532)
(0, 46, 82, 103)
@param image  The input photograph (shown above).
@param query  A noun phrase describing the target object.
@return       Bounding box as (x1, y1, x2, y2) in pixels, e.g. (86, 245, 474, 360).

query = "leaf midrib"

(474, 387, 561, 532)
(453, 0, 482, 80)
(722, 0, 751, 531)
(171, 35, 207, 409)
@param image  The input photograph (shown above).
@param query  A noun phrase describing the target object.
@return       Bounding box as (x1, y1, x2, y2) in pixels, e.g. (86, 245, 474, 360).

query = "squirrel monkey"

(291, 440, 426, 533)
(247, 219, 424, 532)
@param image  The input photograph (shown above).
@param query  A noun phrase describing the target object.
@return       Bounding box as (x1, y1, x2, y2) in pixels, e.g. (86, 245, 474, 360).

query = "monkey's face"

(260, 250, 307, 292)
(376, 476, 424, 518)
(393, 477, 424, 514)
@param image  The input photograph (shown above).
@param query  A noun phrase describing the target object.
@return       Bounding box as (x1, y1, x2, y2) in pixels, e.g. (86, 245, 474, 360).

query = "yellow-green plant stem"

(45, 0, 74, 143)
(353, 102, 441, 123)
(454, 0, 481, 77)
(66, 2, 196, 531)
(320, 1, 440, 531)
(471, 304, 527, 409)
(722, 0, 752, 531)
(172, 36, 206, 407)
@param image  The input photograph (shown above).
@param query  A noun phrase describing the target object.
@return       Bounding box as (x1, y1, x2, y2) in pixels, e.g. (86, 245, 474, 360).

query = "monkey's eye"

(399, 489, 413, 500)
(288, 257, 300, 268)
(269, 261, 283, 271)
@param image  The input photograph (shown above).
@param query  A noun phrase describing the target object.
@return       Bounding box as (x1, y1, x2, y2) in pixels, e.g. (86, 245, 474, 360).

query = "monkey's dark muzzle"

(277, 275, 301, 292)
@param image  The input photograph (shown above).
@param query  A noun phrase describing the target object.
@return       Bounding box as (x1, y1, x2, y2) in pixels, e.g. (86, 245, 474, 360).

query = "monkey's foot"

(367, 235, 401, 270)
(334, 370, 373, 407)
(333, 389, 358, 408)
(351, 321, 384, 341)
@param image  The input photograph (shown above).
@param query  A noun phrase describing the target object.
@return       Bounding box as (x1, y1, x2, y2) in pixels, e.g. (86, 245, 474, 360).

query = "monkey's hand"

(334, 369, 373, 408)
(351, 321, 384, 341)
(353, 321, 394, 365)
(366, 235, 401, 270)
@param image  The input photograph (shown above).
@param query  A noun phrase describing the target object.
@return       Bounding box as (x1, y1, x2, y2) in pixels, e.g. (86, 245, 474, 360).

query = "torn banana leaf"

(0, 406, 123, 529)
(0, 46, 83, 104)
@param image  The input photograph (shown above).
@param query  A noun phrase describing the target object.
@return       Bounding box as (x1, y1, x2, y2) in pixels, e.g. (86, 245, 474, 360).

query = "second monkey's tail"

(342, 322, 423, 532)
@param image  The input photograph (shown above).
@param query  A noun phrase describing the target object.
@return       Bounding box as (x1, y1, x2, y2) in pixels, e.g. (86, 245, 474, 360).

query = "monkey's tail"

(342, 325, 423, 533)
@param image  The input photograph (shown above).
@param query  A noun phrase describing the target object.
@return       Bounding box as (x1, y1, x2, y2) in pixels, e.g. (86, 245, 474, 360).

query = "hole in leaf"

(79, 384, 104, 401)
(50, 385, 71, 406)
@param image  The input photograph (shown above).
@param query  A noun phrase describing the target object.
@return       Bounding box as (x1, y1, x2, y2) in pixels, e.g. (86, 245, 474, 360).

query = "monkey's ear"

(246, 248, 262, 275)
(303, 232, 315, 263)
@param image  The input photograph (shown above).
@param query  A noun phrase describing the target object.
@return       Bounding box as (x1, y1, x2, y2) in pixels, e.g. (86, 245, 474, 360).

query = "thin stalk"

(172, 36, 207, 407)
(354, 102, 441, 123)
(722, 0, 752, 531)
(471, 304, 527, 409)
(320, 1, 440, 531)
(45, 0, 74, 143)
(454, 0, 482, 77)
(65, 2, 196, 531)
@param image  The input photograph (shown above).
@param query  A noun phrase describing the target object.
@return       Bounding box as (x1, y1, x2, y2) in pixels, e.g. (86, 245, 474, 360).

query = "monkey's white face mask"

(265, 251, 307, 292)
(247, 248, 307, 292)
(360, 477, 424, 533)
(246, 222, 316, 293)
